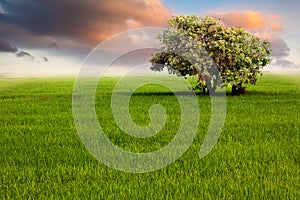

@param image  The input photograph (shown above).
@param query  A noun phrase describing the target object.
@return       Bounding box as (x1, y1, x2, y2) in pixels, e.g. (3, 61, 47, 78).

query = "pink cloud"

(208, 10, 283, 32)
(270, 23, 283, 31)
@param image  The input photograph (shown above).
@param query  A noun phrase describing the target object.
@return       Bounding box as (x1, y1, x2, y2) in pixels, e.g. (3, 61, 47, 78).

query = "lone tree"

(150, 15, 272, 95)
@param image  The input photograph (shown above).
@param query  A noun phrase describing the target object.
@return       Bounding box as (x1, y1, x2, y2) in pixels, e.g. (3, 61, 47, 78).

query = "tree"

(150, 15, 272, 95)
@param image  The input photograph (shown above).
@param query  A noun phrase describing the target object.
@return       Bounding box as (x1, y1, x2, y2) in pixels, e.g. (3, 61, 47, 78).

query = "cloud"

(40, 56, 49, 62)
(212, 10, 267, 31)
(16, 50, 34, 59)
(269, 38, 290, 58)
(48, 42, 60, 49)
(270, 23, 283, 31)
(16, 51, 49, 63)
(0, 0, 171, 46)
(0, 37, 49, 62)
(273, 59, 296, 68)
(257, 33, 290, 57)
(0, 3, 4, 14)
(15, 51, 49, 63)
(0, 37, 17, 52)
(0, 0, 170, 70)
(208, 10, 283, 32)
(255, 33, 297, 68)
(262, 35, 298, 69)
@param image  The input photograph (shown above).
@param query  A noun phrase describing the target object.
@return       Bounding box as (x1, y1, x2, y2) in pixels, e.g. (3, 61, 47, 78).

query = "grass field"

(0, 74, 300, 199)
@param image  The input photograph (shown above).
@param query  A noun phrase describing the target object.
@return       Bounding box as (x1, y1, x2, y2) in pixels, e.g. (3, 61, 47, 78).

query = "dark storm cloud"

(0, 37, 17, 52)
(0, 0, 170, 45)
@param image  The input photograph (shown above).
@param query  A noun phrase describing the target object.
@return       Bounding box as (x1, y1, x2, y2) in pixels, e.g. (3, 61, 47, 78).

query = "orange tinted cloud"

(267, 14, 281, 21)
(270, 23, 283, 31)
(69, 0, 171, 44)
(209, 10, 283, 32)
(0, 0, 171, 46)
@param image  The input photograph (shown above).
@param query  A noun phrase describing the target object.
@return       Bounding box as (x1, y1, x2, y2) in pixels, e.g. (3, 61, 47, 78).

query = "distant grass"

(0, 74, 299, 199)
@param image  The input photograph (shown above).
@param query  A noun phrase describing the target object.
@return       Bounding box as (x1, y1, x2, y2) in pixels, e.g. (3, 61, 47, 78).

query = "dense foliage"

(150, 15, 272, 94)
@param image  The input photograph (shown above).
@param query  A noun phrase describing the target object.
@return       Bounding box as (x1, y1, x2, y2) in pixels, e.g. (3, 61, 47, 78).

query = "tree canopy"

(150, 15, 272, 94)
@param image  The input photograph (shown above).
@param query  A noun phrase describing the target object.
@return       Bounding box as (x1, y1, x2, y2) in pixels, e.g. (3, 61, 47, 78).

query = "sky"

(0, 0, 300, 76)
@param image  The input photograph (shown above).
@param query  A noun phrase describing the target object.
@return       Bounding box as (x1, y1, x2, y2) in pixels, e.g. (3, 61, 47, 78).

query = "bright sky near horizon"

(0, 0, 299, 76)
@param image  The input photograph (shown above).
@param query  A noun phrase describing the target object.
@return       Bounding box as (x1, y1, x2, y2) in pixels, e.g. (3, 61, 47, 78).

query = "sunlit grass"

(0, 74, 299, 199)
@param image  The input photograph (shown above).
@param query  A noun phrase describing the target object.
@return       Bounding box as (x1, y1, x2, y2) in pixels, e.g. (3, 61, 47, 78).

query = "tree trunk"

(232, 83, 246, 95)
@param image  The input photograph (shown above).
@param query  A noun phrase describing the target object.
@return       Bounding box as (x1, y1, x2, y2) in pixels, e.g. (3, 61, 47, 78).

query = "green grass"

(0, 74, 299, 199)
